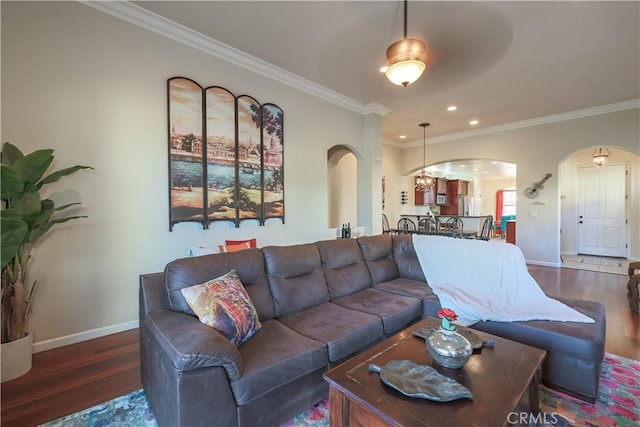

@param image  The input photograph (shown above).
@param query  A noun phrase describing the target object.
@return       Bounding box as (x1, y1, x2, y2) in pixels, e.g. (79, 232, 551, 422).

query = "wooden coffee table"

(324, 317, 546, 427)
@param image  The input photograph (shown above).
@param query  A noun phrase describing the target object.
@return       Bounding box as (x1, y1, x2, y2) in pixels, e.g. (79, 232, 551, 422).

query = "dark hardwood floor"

(1, 266, 638, 427)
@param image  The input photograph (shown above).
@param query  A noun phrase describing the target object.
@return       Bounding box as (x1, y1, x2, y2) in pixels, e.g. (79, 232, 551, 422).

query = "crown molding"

(363, 102, 392, 117)
(81, 1, 389, 116)
(383, 138, 405, 149)
(398, 99, 640, 148)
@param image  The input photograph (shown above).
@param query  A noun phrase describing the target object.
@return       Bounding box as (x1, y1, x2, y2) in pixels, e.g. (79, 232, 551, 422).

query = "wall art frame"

(168, 77, 284, 230)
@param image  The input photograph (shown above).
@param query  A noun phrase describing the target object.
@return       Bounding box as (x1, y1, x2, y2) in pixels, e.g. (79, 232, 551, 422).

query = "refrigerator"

(458, 195, 472, 216)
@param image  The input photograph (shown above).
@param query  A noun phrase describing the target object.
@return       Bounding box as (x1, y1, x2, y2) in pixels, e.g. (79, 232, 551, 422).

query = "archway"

(559, 146, 639, 262)
(422, 159, 516, 219)
(327, 145, 358, 228)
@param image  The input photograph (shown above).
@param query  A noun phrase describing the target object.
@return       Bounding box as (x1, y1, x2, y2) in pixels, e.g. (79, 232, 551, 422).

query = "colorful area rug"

(41, 353, 638, 427)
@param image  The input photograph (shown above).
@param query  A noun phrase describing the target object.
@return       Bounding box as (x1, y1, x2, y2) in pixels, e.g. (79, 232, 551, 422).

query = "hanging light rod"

(381, 0, 428, 87)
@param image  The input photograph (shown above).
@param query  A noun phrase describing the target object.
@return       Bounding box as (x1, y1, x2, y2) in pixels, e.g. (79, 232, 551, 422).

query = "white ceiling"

(427, 159, 516, 181)
(131, 0, 639, 146)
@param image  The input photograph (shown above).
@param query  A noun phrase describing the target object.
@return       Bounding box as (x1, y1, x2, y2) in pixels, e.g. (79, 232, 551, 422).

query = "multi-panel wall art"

(168, 77, 284, 230)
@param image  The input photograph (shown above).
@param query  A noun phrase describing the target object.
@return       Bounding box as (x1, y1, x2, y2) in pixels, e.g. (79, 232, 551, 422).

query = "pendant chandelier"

(382, 0, 428, 87)
(415, 122, 435, 192)
(592, 147, 610, 167)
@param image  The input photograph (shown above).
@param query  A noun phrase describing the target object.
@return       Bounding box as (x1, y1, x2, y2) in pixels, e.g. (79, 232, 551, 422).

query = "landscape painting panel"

(205, 87, 236, 222)
(237, 96, 262, 221)
(262, 104, 284, 220)
(168, 77, 204, 227)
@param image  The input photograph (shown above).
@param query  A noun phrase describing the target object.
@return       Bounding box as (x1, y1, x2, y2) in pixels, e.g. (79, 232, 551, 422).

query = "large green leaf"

(38, 165, 93, 188)
(1, 216, 28, 270)
(0, 165, 24, 200)
(1, 142, 24, 166)
(13, 149, 54, 186)
(11, 192, 42, 219)
(54, 202, 81, 211)
(27, 215, 87, 244)
(24, 199, 53, 230)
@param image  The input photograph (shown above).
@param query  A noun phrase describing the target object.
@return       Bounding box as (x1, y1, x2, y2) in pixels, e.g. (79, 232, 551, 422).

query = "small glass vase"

(426, 326, 473, 369)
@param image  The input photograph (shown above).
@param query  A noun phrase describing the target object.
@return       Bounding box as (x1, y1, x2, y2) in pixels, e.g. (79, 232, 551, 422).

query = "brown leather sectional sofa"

(139, 234, 606, 427)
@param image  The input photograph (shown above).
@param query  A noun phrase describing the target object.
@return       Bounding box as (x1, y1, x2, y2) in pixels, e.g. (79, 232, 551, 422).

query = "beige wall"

(1, 2, 372, 349)
(400, 108, 640, 265)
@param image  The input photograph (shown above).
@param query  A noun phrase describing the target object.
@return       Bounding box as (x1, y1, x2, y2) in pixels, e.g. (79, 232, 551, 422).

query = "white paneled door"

(577, 164, 627, 257)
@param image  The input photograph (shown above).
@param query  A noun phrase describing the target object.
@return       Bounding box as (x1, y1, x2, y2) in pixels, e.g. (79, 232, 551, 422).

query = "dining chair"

(382, 213, 391, 234)
(418, 217, 439, 234)
(396, 218, 417, 234)
(476, 215, 493, 240)
(443, 217, 464, 238)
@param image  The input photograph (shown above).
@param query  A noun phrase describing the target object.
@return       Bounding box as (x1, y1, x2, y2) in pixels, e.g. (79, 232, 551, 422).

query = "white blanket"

(412, 235, 594, 325)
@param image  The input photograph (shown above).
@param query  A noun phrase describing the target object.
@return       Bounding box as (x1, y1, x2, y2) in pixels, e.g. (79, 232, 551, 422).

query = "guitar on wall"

(524, 173, 552, 199)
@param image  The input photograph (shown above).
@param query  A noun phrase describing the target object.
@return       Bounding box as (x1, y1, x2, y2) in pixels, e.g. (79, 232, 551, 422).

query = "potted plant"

(1, 142, 92, 382)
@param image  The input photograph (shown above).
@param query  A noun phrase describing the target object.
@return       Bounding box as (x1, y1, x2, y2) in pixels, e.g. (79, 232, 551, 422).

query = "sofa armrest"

(144, 309, 243, 380)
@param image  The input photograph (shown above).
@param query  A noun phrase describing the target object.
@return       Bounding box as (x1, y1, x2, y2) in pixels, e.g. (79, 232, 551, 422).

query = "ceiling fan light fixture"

(384, 57, 426, 87)
(383, 0, 427, 87)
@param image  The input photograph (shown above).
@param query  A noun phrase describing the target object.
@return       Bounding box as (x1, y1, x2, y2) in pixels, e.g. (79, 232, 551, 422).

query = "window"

(502, 190, 517, 216)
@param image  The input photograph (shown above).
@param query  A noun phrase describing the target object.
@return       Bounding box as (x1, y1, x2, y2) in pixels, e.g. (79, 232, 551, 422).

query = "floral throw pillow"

(181, 270, 261, 346)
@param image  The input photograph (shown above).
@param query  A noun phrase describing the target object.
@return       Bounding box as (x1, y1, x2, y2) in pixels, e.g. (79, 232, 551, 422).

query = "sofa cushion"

(180, 270, 262, 346)
(316, 238, 373, 298)
(164, 248, 275, 321)
(470, 297, 606, 362)
(277, 302, 383, 362)
(357, 234, 400, 284)
(231, 319, 327, 405)
(263, 244, 330, 317)
(392, 234, 428, 282)
(374, 277, 435, 299)
(332, 288, 422, 335)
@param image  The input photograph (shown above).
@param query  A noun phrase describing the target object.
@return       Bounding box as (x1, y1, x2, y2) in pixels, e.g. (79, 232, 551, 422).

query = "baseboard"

(526, 259, 561, 268)
(32, 320, 139, 353)
(560, 251, 577, 256)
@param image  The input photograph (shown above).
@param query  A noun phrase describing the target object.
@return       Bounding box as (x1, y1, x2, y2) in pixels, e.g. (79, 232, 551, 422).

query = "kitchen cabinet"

(415, 185, 436, 206)
(448, 179, 468, 195)
(436, 178, 448, 194)
(506, 220, 516, 244)
(440, 179, 470, 215)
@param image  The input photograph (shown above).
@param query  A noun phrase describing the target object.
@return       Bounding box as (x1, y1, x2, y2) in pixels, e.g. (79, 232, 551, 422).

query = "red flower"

(437, 308, 458, 321)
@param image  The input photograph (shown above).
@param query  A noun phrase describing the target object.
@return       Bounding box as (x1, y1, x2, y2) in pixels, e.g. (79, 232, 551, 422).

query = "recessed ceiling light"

(491, 161, 498, 164)
(399, 135, 406, 139)
(447, 106, 457, 111)
(483, 171, 489, 174)
(460, 164, 467, 168)
(473, 168, 478, 172)
(469, 120, 479, 126)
